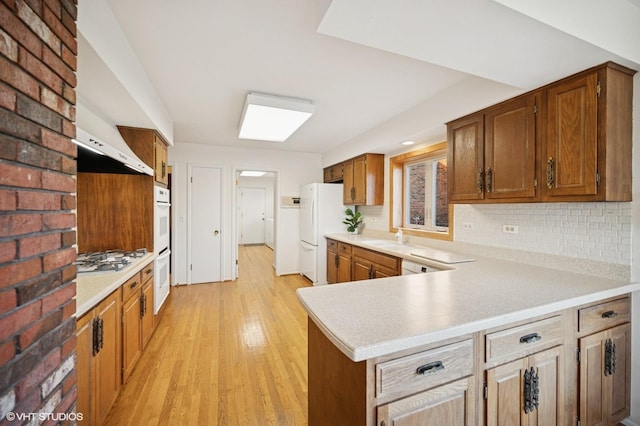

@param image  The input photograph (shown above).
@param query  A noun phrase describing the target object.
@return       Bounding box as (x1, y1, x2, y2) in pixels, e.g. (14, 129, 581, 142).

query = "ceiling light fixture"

(238, 92, 315, 142)
(401, 140, 415, 146)
(240, 171, 267, 177)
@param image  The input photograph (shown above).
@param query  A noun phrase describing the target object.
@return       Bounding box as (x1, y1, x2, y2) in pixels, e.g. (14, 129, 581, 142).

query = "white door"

(189, 166, 222, 284)
(239, 187, 266, 245)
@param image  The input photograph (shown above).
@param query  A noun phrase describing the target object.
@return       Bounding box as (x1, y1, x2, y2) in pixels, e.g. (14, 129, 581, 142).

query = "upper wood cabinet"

(323, 163, 344, 183)
(447, 62, 635, 204)
(118, 126, 170, 187)
(343, 153, 384, 205)
(543, 63, 634, 201)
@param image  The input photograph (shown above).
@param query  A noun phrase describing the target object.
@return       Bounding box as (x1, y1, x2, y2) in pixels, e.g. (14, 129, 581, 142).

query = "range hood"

(74, 128, 153, 175)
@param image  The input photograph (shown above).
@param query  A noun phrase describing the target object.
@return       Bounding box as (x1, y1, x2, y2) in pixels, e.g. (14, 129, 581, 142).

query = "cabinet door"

(485, 94, 537, 200)
(337, 253, 352, 283)
(76, 312, 94, 425)
(154, 135, 168, 186)
(352, 258, 372, 281)
(377, 376, 475, 426)
(141, 279, 155, 348)
(579, 323, 631, 425)
(545, 72, 598, 198)
(372, 264, 399, 279)
(326, 247, 338, 284)
(352, 155, 367, 205)
(122, 292, 141, 383)
(486, 346, 563, 426)
(95, 291, 121, 425)
(343, 159, 354, 204)
(447, 113, 484, 202)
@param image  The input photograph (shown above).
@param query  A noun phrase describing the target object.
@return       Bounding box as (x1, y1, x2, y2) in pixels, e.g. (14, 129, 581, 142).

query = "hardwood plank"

(104, 245, 311, 425)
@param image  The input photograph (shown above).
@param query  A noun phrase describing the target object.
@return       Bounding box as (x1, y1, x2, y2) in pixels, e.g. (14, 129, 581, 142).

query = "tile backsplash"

(453, 202, 632, 265)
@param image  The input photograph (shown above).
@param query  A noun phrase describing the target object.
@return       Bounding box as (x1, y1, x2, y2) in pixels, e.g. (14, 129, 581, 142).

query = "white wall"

(169, 143, 322, 283)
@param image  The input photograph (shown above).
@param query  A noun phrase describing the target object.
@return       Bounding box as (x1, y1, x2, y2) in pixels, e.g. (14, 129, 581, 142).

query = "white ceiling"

(78, 0, 639, 156)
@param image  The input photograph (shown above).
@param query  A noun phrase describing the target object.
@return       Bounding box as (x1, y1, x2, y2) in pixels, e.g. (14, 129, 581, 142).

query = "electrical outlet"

(503, 225, 518, 234)
(370, 216, 376, 221)
(463, 222, 474, 230)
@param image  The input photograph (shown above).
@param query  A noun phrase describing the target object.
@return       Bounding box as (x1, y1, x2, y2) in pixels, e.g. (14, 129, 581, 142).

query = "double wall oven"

(154, 185, 171, 314)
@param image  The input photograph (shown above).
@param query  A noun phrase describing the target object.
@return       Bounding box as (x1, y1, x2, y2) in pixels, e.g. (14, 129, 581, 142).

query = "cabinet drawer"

(376, 339, 473, 400)
(327, 239, 337, 251)
(122, 272, 142, 301)
(352, 247, 400, 272)
(141, 262, 154, 284)
(578, 297, 630, 335)
(337, 242, 352, 256)
(485, 316, 562, 366)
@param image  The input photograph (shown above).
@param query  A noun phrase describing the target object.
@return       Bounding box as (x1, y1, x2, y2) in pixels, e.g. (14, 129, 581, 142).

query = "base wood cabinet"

(76, 290, 121, 426)
(307, 295, 631, 426)
(326, 240, 401, 283)
(447, 62, 635, 204)
(326, 239, 352, 284)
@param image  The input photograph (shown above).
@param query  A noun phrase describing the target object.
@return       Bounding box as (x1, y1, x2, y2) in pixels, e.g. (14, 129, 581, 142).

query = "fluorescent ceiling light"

(240, 171, 267, 177)
(238, 92, 315, 142)
(72, 139, 105, 155)
(401, 140, 415, 146)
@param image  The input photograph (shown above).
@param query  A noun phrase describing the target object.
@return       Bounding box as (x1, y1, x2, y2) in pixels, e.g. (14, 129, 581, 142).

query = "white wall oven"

(154, 185, 171, 313)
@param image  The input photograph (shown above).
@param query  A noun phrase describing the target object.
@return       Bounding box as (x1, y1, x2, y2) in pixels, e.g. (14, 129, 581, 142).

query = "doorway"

(235, 170, 276, 277)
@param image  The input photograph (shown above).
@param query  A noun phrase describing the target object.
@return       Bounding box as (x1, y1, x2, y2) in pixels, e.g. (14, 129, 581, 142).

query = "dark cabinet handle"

(605, 338, 617, 376)
(416, 361, 444, 375)
(140, 295, 145, 319)
(524, 367, 539, 413)
(477, 168, 484, 193)
(130, 280, 139, 289)
(334, 253, 339, 269)
(485, 167, 493, 193)
(98, 317, 104, 351)
(519, 333, 542, 344)
(92, 318, 100, 356)
(146, 268, 153, 275)
(601, 310, 617, 319)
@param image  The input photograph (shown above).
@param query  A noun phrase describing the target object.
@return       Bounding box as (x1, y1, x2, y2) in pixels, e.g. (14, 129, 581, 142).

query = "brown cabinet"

(118, 126, 170, 187)
(351, 246, 401, 280)
(121, 262, 155, 383)
(343, 154, 384, 205)
(447, 62, 634, 205)
(577, 297, 631, 425)
(323, 163, 344, 183)
(76, 290, 122, 425)
(543, 63, 634, 201)
(326, 239, 352, 284)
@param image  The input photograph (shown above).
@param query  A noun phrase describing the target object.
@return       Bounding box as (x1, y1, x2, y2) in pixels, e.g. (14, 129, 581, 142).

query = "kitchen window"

(389, 142, 453, 241)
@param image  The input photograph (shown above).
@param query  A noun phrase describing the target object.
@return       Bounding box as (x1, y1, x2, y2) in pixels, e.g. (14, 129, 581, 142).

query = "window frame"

(389, 141, 453, 241)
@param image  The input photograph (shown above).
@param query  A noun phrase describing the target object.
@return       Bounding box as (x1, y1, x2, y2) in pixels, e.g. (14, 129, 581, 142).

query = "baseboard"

(622, 418, 640, 426)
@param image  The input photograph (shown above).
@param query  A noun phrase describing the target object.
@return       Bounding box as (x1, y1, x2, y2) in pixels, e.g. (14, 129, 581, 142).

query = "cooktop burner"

(76, 248, 148, 274)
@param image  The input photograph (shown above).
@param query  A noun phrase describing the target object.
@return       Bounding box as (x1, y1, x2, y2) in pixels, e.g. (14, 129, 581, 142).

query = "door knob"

(214, 230, 220, 235)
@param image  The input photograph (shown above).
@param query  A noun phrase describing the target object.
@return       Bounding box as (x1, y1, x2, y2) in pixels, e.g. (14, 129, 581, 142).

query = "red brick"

(42, 212, 74, 231)
(0, 289, 17, 314)
(24, 0, 42, 16)
(60, 38, 75, 70)
(15, 348, 59, 399)
(0, 256, 41, 289)
(60, 263, 74, 282)
(42, 246, 74, 272)
(60, 333, 74, 358)
(60, 155, 75, 174)
(3, 0, 17, 11)
(0, 81, 17, 110)
(17, 139, 62, 170)
(42, 45, 75, 86)
(0, 240, 17, 263)
(0, 2, 42, 58)
(60, 229, 74, 246)
(60, 297, 73, 320)
(41, 86, 73, 120)
(43, 0, 60, 18)
(41, 281, 73, 313)
(18, 308, 62, 350)
(0, 134, 19, 160)
(57, 375, 76, 410)
(0, 339, 15, 366)
(0, 213, 43, 237)
(19, 232, 60, 257)
(43, 4, 74, 54)
(61, 368, 74, 395)
(61, 117, 74, 138)
(19, 46, 63, 94)
(0, 26, 19, 61)
(0, 299, 42, 342)
(16, 91, 62, 131)
(16, 0, 61, 54)
(0, 189, 17, 210)
(61, 78, 74, 102)
(41, 170, 74, 192)
(0, 162, 42, 188)
(41, 128, 74, 157)
(17, 190, 61, 210)
(0, 54, 40, 100)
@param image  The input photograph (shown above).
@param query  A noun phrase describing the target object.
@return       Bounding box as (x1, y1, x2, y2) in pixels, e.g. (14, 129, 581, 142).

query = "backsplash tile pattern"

(454, 202, 632, 265)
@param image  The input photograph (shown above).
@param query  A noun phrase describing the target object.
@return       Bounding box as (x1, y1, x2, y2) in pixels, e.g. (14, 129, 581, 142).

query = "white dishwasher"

(401, 259, 440, 275)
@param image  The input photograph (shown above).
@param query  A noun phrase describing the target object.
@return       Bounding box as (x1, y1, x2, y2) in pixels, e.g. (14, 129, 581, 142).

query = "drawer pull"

(130, 281, 138, 289)
(601, 310, 617, 319)
(416, 361, 444, 375)
(519, 333, 542, 344)
(146, 268, 153, 274)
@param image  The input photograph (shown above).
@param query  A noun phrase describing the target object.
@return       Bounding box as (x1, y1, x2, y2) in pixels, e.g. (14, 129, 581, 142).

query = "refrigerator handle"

(311, 198, 317, 242)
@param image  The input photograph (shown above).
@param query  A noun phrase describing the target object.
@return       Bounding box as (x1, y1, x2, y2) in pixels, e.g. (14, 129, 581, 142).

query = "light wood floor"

(104, 245, 312, 425)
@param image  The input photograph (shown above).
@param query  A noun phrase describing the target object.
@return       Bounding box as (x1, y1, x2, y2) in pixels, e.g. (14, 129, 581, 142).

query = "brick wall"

(0, 0, 78, 423)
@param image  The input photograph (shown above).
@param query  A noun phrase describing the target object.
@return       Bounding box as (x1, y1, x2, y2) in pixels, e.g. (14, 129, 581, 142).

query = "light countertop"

(297, 235, 640, 362)
(75, 252, 157, 317)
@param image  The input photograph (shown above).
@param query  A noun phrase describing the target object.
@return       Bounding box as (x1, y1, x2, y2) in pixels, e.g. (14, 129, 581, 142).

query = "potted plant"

(343, 208, 363, 234)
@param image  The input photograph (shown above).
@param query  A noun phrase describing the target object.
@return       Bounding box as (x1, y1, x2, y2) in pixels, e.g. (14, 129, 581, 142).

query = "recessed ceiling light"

(240, 171, 267, 177)
(401, 140, 415, 145)
(238, 92, 315, 142)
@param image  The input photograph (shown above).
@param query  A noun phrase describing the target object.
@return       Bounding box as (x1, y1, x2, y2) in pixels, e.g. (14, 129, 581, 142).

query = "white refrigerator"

(299, 183, 345, 285)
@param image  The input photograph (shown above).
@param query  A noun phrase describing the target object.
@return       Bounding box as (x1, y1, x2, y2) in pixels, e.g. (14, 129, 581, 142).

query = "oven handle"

(156, 248, 171, 260)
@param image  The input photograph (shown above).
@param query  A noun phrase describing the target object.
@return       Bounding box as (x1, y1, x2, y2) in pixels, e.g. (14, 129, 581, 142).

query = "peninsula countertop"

(75, 252, 157, 317)
(296, 235, 640, 362)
